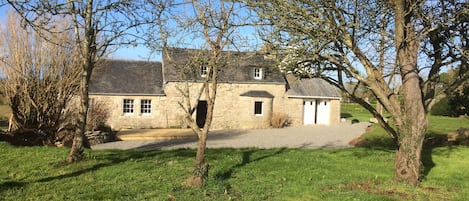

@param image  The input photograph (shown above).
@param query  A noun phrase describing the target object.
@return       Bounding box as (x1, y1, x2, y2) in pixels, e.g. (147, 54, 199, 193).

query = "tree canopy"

(247, 0, 468, 185)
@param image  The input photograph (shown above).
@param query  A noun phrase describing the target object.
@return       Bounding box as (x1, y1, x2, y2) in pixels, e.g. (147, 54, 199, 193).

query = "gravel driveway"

(91, 122, 370, 150)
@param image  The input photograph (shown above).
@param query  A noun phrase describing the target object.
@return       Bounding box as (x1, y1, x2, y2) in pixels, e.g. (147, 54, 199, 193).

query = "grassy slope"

(1, 143, 468, 200)
(1, 103, 468, 200)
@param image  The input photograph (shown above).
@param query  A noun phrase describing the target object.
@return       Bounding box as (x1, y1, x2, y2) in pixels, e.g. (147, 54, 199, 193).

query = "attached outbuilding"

(284, 75, 342, 126)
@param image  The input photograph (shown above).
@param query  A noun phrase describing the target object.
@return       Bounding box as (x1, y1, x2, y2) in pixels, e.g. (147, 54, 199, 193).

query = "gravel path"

(91, 122, 370, 150)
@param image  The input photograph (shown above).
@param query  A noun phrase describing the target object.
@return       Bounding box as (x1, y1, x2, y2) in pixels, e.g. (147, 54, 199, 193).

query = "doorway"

(316, 100, 331, 125)
(303, 100, 316, 125)
(196, 100, 207, 128)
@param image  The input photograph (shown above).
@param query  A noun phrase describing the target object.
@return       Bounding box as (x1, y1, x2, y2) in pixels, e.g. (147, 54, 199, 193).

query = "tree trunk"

(67, 67, 90, 163)
(192, 75, 216, 187)
(393, 0, 427, 185)
(192, 131, 209, 187)
(394, 120, 426, 185)
(67, 0, 94, 163)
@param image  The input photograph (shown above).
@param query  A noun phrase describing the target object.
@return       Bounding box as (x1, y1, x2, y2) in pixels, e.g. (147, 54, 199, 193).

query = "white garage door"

(303, 100, 316, 125)
(316, 100, 330, 125)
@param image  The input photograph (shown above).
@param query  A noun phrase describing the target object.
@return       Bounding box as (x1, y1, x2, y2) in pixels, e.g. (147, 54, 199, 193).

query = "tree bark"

(394, 122, 426, 185)
(68, 0, 94, 163)
(193, 131, 209, 187)
(67, 66, 90, 162)
(192, 54, 218, 187)
(393, 0, 428, 185)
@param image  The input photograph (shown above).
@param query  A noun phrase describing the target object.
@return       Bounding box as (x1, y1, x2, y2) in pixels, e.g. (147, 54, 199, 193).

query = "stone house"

(89, 48, 341, 130)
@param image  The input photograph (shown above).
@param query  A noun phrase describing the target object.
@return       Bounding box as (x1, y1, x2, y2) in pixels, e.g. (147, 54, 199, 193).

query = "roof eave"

(287, 95, 342, 100)
(89, 93, 166, 97)
(165, 80, 286, 85)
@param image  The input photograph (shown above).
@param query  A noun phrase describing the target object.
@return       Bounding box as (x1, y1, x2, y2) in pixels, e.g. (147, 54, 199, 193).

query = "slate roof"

(286, 75, 341, 99)
(240, 90, 275, 98)
(88, 51, 341, 100)
(163, 48, 285, 84)
(89, 60, 164, 95)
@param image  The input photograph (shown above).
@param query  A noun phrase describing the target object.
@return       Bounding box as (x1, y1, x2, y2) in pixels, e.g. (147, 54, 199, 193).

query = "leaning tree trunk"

(67, 0, 94, 163)
(68, 64, 91, 163)
(393, 0, 427, 185)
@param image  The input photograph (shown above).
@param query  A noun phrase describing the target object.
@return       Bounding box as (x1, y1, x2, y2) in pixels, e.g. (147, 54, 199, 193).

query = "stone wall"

(90, 82, 341, 130)
(89, 95, 184, 130)
(329, 99, 341, 125)
(281, 98, 304, 126)
(163, 82, 286, 130)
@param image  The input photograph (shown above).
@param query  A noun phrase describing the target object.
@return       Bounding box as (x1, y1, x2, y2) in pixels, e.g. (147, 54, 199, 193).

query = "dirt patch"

(346, 180, 415, 200)
(348, 136, 369, 147)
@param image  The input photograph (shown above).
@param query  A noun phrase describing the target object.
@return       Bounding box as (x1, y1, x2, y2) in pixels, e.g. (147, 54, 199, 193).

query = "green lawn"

(342, 103, 469, 148)
(0, 143, 468, 200)
(0, 103, 468, 200)
(341, 103, 374, 122)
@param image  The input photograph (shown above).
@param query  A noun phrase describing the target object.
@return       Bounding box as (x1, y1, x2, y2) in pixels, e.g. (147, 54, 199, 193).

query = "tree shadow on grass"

(354, 129, 460, 181)
(341, 113, 353, 119)
(0, 181, 26, 192)
(214, 148, 287, 182)
(420, 132, 462, 181)
(0, 148, 195, 194)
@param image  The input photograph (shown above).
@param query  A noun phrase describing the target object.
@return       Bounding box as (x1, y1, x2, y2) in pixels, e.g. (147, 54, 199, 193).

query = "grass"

(365, 115, 469, 148)
(0, 102, 468, 200)
(341, 103, 374, 122)
(1, 143, 469, 200)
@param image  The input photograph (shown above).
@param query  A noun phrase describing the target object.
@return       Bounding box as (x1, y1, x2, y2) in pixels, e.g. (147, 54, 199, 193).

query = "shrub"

(86, 101, 110, 131)
(271, 112, 290, 128)
(431, 97, 452, 116)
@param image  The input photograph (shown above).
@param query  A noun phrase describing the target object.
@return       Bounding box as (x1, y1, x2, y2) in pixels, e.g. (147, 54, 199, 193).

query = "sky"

(0, 4, 159, 61)
(0, 2, 260, 62)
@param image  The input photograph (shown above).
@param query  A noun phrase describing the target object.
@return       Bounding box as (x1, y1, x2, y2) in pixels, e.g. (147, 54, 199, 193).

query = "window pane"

(123, 99, 134, 114)
(141, 99, 152, 114)
(200, 66, 207, 77)
(254, 101, 262, 115)
(253, 68, 263, 79)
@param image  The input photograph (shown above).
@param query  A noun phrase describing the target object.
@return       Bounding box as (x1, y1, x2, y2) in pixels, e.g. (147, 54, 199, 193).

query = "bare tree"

(146, 0, 249, 187)
(6, 0, 147, 162)
(0, 11, 81, 141)
(248, 0, 468, 185)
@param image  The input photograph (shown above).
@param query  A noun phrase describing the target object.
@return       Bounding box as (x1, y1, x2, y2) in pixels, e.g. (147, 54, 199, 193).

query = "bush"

(431, 97, 452, 116)
(86, 101, 110, 131)
(431, 86, 469, 117)
(271, 112, 290, 128)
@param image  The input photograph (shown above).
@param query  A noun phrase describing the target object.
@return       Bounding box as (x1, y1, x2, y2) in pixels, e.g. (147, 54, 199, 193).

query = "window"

(254, 101, 263, 116)
(200, 66, 208, 77)
(253, 68, 263, 80)
(123, 99, 134, 114)
(141, 99, 152, 114)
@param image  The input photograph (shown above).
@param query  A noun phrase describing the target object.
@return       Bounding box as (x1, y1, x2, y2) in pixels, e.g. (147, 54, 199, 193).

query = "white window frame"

(254, 101, 263, 116)
(140, 99, 152, 115)
(123, 99, 134, 114)
(253, 68, 263, 80)
(200, 66, 208, 77)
